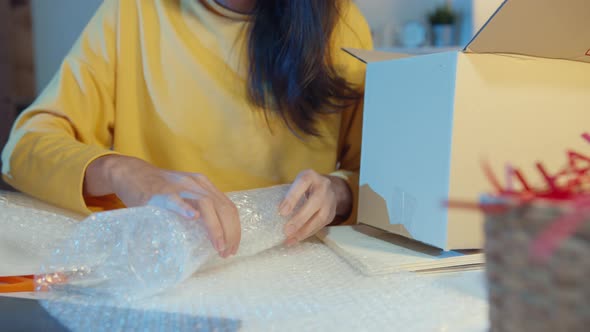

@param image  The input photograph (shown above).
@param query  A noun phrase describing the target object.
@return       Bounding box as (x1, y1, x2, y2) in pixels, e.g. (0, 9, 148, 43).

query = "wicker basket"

(485, 202, 590, 332)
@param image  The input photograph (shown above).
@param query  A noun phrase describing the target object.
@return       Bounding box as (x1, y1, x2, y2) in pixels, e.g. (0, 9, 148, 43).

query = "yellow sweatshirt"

(1, 0, 372, 221)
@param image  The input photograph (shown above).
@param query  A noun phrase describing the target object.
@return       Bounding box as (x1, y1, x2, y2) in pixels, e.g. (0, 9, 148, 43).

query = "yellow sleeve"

(330, 1, 373, 225)
(1, 0, 120, 215)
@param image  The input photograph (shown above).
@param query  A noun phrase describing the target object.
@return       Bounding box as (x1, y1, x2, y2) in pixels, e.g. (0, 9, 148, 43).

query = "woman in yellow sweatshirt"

(1, 0, 372, 258)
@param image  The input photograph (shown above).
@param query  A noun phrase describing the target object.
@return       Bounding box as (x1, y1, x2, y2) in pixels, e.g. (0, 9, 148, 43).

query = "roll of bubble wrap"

(35, 185, 298, 300)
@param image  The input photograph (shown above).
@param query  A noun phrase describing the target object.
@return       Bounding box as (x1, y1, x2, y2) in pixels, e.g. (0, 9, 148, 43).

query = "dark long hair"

(247, 0, 362, 136)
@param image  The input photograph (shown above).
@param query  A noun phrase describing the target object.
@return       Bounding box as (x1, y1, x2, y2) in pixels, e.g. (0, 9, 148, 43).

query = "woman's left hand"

(279, 169, 352, 246)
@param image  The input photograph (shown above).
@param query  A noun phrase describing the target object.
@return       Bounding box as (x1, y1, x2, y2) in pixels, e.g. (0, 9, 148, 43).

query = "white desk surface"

(0, 191, 489, 331)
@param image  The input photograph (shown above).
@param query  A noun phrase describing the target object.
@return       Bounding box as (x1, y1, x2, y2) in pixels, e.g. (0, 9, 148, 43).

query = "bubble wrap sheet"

(0, 190, 489, 331)
(0, 193, 79, 276)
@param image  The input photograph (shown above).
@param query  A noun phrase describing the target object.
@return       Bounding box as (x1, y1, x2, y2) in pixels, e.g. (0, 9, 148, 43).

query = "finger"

(284, 191, 323, 238)
(280, 172, 314, 216)
(287, 207, 335, 245)
(148, 194, 199, 220)
(181, 174, 240, 257)
(179, 191, 200, 200)
(194, 197, 227, 256)
(187, 175, 241, 257)
(215, 199, 241, 257)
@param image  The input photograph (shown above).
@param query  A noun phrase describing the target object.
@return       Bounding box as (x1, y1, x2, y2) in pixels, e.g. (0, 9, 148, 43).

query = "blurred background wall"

(31, 0, 102, 92)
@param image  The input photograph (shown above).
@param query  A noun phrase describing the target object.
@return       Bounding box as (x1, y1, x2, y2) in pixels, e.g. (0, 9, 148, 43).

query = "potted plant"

(428, 4, 457, 47)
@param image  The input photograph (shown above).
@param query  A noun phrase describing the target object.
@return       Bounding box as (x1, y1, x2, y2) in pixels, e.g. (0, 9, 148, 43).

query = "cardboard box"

(350, 0, 590, 250)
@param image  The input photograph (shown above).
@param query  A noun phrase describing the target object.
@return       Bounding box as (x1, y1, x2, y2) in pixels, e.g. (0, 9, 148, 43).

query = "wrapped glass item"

(35, 185, 297, 300)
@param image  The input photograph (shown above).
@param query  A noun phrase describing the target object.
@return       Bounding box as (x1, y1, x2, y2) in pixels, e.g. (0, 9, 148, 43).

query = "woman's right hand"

(84, 155, 240, 258)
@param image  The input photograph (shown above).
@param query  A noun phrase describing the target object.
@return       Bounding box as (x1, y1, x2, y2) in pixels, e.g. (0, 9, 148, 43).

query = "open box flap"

(465, 0, 590, 63)
(343, 48, 412, 64)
